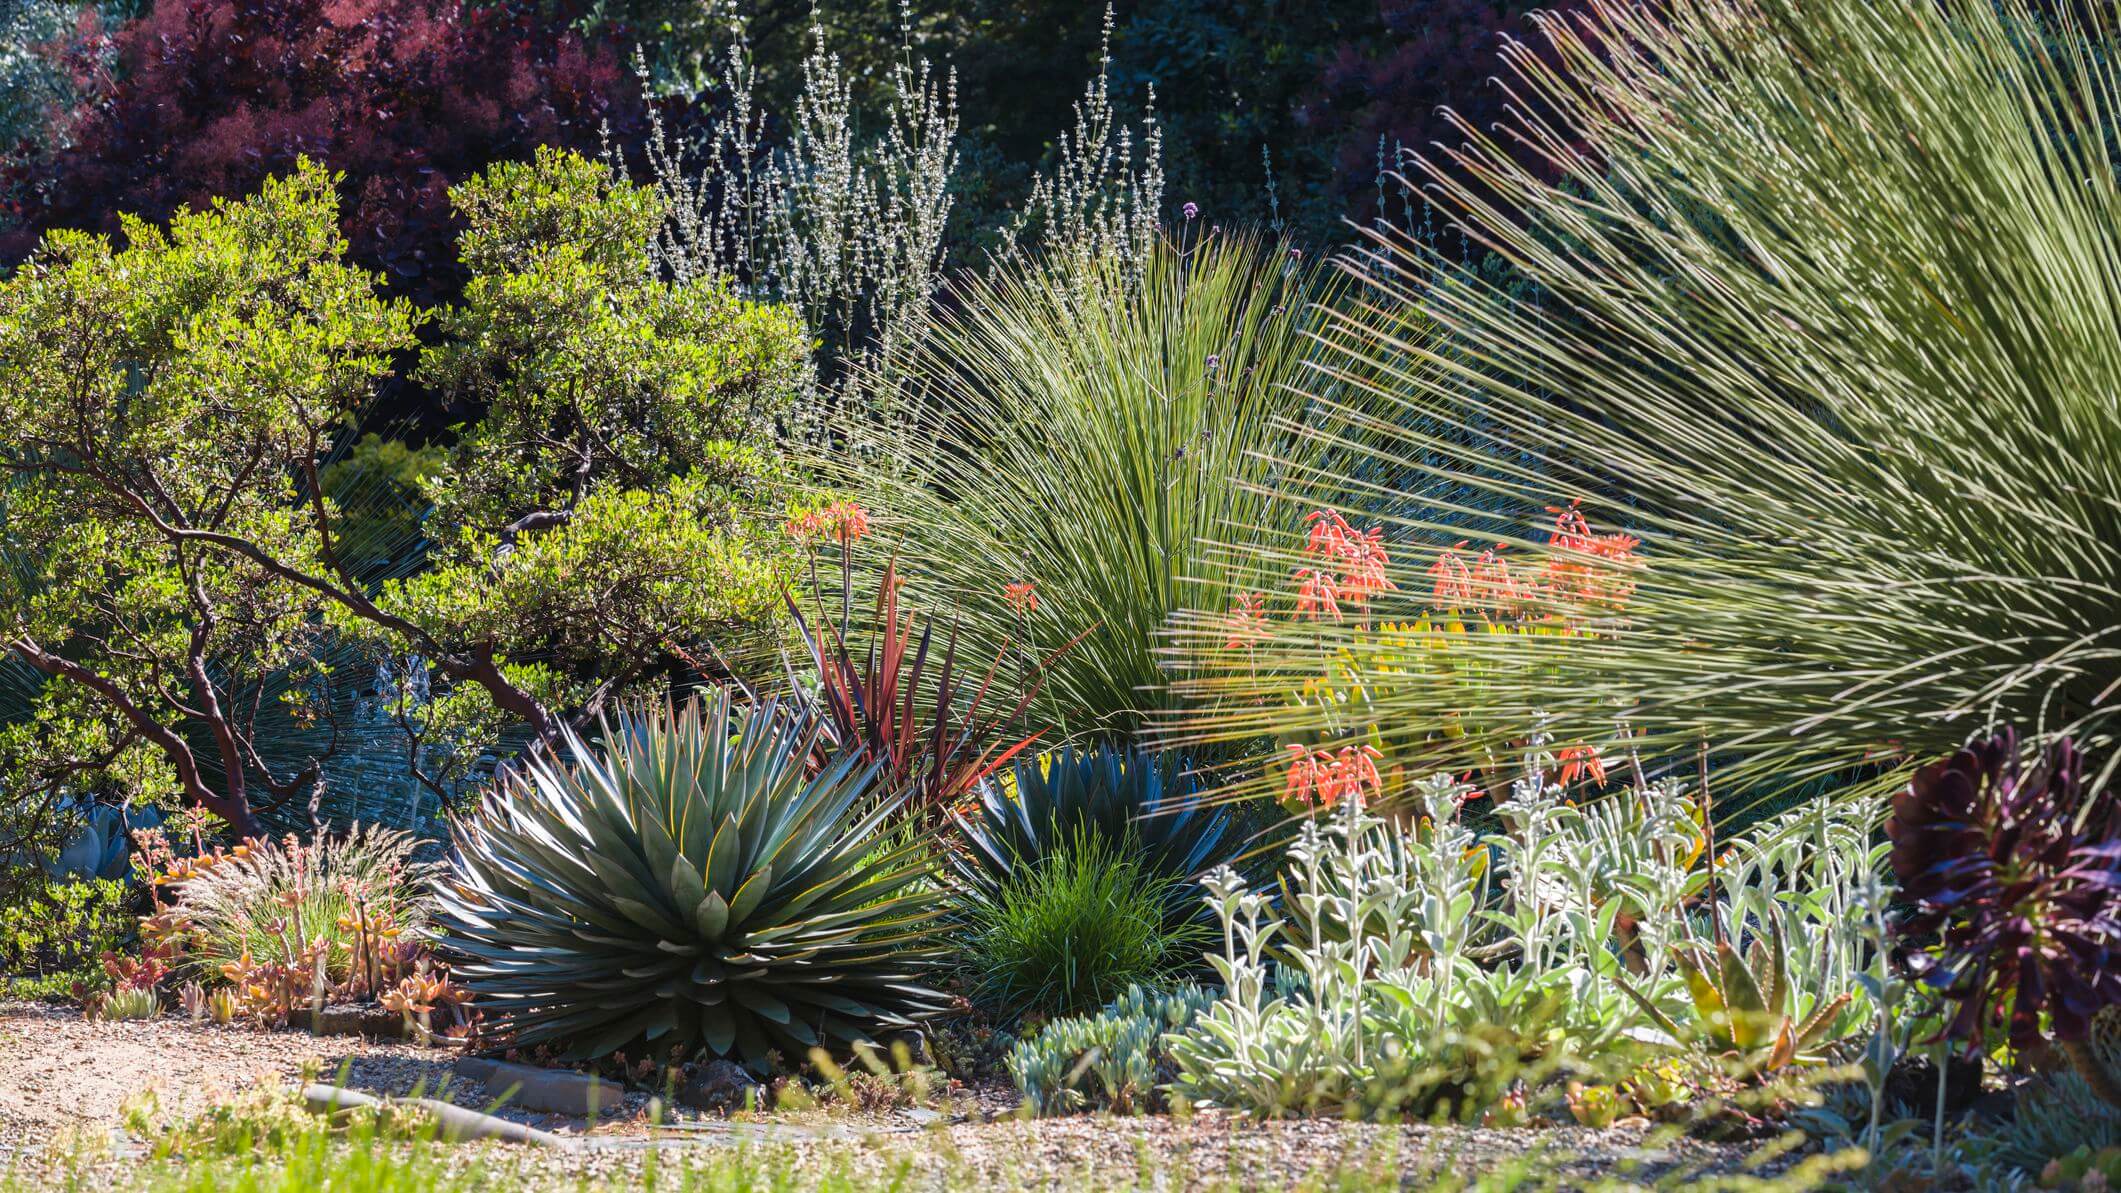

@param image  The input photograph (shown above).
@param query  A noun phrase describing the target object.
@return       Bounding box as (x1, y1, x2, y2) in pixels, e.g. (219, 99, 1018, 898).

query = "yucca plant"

(846, 232, 1359, 737)
(435, 690, 947, 1068)
(1169, 0, 2121, 805)
(954, 744, 1236, 928)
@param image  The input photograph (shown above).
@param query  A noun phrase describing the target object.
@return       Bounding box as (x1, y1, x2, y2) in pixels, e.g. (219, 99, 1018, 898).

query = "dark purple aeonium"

(1886, 729, 2121, 1054)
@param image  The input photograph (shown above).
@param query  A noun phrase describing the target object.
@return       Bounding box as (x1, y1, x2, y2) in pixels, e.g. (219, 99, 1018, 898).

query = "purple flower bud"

(1182, 202, 1200, 220)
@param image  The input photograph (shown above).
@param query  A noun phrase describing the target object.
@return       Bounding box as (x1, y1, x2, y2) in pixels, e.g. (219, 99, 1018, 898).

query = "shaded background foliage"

(0, 0, 644, 308)
(2, 0, 1556, 284)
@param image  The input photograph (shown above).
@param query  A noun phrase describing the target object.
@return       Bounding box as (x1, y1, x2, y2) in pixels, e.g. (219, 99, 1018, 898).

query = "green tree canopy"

(0, 149, 810, 834)
(0, 165, 422, 834)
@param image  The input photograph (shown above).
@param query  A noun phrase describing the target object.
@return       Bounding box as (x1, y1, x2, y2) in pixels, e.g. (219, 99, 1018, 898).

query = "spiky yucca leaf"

(848, 233, 1358, 737)
(436, 690, 946, 1068)
(1169, 0, 2121, 802)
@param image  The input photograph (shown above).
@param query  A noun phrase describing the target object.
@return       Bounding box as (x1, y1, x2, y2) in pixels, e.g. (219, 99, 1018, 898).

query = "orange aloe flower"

(1554, 743, 1608, 789)
(1293, 569, 1343, 621)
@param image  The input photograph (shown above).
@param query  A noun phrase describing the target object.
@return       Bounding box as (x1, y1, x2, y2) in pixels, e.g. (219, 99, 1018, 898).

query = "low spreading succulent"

(381, 961, 471, 1046)
(1006, 984, 1217, 1116)
(1887, 729, 2121, 1104)
(97, 985, 161, 1022)
(436, 691, 949, 1068)
(1615, 911, 1851, 1080)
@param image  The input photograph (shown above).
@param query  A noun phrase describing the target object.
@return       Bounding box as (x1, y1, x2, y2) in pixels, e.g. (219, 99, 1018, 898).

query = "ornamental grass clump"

(850, 233, 1356, 737)
(436, 690, 947, 1069)
(1171, 0, 2121, 806)
(963, 830, 1207, 1023)
(160, 824, 435, 991)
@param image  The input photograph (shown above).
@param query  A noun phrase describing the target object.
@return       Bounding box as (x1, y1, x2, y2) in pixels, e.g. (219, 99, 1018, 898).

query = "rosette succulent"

(437, 691, 948, 1068)
(1887, 729, 2121, 1104)
(954, 745, 1235, 926)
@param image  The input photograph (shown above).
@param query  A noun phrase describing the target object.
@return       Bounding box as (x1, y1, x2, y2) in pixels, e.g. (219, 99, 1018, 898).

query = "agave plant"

(954, 745, 1235, 926)
(1168, 0, 2121, 806)
(435, 691, 948, 1068)
(1887, 729, 2121, 1106)
(1615, 912, 1852, 1081)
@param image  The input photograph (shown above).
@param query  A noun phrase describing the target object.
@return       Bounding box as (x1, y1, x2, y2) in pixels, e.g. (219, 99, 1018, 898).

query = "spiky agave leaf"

(435, 690, 947, 1068)
(1167, 0, 2121, 805)
(953, 745, 1236, 929)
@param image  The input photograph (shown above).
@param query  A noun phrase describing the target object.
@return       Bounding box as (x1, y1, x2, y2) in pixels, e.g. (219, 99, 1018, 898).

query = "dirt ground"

(0, 999, 1789, 1190)
(0, 1000, 467, 1146)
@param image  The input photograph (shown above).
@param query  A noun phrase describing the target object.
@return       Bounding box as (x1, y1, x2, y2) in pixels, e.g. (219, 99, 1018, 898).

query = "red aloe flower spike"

(1293, 569, 1343, 621)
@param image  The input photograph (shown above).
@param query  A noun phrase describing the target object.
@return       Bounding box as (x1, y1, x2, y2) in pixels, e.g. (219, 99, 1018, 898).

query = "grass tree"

(1171, 0, 2121, 803)
(0, 150, 808, 833)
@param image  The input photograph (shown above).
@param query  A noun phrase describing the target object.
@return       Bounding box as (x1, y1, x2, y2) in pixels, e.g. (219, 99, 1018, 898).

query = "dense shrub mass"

(0, 0, 641, 305)
(1301, 0, 1582, 220)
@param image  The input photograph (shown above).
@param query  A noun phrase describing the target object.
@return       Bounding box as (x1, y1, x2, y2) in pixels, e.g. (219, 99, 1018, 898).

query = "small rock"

(453, 1057, 618, 1117)
(1884, 1053, 1983, 1116)
(678, 1059, 760, 1113)
(874, 1029, 933, 1069)
(286, 1005, 408, 1039)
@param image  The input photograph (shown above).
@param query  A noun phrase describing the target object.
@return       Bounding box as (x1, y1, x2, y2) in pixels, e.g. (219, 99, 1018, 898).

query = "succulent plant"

(954, 745, 1234, 927)
(1615, 910, 1851, 1080)
(46, 799, 162, 881)
(1887, 729, 2121, 1105)
(98, 985, 160, 1021)
(1007, 983, 1216, 1116)
(437, 691, 949, 1069)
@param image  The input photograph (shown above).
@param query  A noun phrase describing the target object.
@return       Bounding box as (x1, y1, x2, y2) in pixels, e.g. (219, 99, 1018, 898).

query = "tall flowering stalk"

(1212, 504, 1638, 810)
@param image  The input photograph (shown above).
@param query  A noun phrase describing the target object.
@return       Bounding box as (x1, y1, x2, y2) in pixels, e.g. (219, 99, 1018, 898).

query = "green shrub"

(0, 876, 129, 989)
(436, 690, 947, 1069)
(963, 830, 1208, 1023)
(1007, 983, 1215, 1116)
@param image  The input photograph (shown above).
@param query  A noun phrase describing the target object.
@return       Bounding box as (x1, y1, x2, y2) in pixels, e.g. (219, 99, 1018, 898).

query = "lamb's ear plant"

(1169, 0, 2121, 808)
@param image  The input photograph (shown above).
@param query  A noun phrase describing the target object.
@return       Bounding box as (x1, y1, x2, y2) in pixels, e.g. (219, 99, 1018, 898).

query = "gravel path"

(0, 1000, 459, 1147)
(0, 1000, 1789, 1190)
